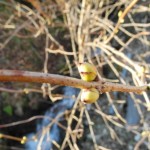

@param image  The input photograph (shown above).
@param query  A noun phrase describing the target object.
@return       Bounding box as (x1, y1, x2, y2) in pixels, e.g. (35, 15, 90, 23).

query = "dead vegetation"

(0, 0, 150, 149)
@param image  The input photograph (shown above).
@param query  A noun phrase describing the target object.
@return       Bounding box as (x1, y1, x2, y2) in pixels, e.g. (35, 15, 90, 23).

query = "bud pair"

(78, 62, 99, 103)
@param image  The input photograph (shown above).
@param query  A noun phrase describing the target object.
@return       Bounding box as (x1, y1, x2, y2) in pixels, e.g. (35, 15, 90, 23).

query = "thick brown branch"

(0, 70, 99, 89)
(0, 70, 148, 94)
(102, 82, 146, 94)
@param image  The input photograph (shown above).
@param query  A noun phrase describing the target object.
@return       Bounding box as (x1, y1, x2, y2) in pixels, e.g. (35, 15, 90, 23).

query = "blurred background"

(0, 0, 150, 149)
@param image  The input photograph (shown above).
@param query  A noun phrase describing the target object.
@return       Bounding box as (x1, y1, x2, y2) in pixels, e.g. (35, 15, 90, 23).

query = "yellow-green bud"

(78, 62, 97, 81)
(81, 88, 99, 104)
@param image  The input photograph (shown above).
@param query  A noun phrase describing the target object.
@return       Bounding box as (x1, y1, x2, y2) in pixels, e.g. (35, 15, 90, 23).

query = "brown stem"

(0, 133, 22, 142)
(0, 70, 148, 94)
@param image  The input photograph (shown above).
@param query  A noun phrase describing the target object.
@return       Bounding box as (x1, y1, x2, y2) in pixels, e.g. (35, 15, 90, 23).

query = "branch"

(105, 0, 139, 43)
(0, 70, 149, 94)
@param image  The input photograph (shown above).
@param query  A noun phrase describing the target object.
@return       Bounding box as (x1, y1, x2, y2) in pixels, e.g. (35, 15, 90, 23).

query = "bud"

(81, 88, 99, 104)
(20, 136, 27, 144)
(78, 62, 97, 81)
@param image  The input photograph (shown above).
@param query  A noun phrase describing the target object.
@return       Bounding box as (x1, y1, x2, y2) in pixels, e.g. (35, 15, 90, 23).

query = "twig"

(77, 0, 86, 62)
(85, 109, 99, 150)
(105, 0, 139, 43)
(0, 70, 149, 94)
(134, 136, 147, 150)
(0, 87, 42, 94)
(0, 134, 22, 142)
(46, 48, 75, 55)
(0, 116, 50, 128)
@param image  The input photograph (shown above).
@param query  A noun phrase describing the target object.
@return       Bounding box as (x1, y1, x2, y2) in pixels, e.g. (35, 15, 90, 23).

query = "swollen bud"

(78, 62, 97, 81)
(81, 88, 99, 104)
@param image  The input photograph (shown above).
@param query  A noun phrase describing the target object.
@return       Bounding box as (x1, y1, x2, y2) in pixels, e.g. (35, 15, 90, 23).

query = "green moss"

(3, 105, 13, 116)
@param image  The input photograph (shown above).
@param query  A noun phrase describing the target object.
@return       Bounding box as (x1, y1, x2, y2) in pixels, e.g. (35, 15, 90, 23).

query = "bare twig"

(105, 0, 139, 43)
(0, 87, 42, 94)
(0, 116, 50, 128)
(0, 133, 22, 142)
(0, 70, 149, 94)
(134, 136, 147, 150)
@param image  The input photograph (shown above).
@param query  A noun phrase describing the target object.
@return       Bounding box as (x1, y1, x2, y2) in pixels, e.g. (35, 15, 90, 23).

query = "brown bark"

(0, 70, 148, 94)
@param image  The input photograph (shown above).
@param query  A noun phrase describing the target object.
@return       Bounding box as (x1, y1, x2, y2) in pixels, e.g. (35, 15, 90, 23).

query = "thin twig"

(134, 136, 147, 150)
(105, 0, 139, 43)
